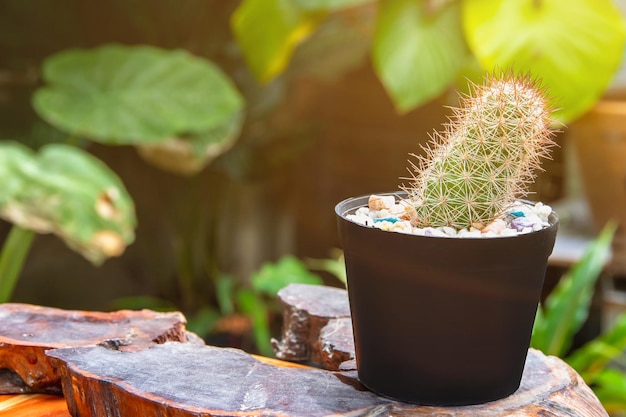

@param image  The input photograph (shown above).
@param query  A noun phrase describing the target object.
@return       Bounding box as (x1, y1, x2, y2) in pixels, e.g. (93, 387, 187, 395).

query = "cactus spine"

(407, 74, 555, 230)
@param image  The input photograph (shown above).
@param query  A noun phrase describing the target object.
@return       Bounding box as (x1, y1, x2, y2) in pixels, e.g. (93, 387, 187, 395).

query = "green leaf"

(567, 313, 626, 382)
(215, 274, 236, 316)
(232, 0, 322, 82)
(237, 289, 274, 356)
(33, 44, 244, 144)
(462, 0, 626, 123)
(136, 112, 243, 176)
(0, 226, 35, 303)
(292, 0, 375, 11)
(0, 141, 136, 265)
(251, 255, 323, 296)
(186, 306, 221, 339)
(530, 222, 617, 356)
(306, 253, 347, 286)
(592, 369, 626, 414)
(289, 9, 374, 81)
(373, 0, 468, 113)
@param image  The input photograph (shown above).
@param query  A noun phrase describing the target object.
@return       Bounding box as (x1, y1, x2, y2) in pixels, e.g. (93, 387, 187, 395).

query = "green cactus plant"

(406, 74, 556, 230)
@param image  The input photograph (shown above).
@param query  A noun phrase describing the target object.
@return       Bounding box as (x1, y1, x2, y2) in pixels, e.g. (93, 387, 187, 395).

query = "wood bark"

(271, 283, 352, 369)
(0, 303, 189, 394)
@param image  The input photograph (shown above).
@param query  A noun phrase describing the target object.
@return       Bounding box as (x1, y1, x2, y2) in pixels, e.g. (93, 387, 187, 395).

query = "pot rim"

(335, 191, 558, 241)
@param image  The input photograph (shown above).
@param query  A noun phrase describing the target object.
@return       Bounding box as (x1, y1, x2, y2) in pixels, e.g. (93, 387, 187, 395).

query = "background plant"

(0, 2, 310, 353)
(232, 0, 626, 123)
(34, 44, 244, 175)
(531, 222, 626, 415)
(0, 142, 135, 302)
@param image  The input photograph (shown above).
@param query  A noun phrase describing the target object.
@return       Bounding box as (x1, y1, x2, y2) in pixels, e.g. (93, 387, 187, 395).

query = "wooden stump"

(0, 303, 189, 394)
(46, 341, 607, 417)
(271, 283, 353, 369)
(1, 287, 609, 416)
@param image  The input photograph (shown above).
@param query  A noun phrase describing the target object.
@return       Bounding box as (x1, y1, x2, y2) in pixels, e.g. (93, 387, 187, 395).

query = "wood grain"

(0, 394, 70, 417)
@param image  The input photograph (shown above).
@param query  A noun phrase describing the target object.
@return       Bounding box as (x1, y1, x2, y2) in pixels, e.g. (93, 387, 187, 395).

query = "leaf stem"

(0, 226, 36, 303)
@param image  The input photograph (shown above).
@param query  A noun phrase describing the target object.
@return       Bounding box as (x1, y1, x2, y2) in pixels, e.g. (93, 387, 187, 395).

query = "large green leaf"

(33, 44, 244, 144)
(373, 0, 468, 113)
(531, 222, 616, 356)
(462, 0, 626, 123)
(0, 141, 136, 265)
(289, 8, 374, 81)
(232, 0, 322, 82)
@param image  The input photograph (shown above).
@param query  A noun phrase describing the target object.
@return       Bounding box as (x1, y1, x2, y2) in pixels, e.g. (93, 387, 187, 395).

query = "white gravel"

(346, 194, 553, 238)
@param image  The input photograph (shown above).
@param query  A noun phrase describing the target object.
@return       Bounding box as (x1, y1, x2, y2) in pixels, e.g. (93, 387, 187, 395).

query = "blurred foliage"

(372, 0, 466, 113)
(532, 223, 616, 357)
(0, 142, 135, 302)
(112, 255, 327, 356)
(0, 2, 318, 348)
(33, 44, 245, 175)
(306, 249, 347, 285)
(3, 1, 625, 360)
(252, 255, 322, 294)
(532, 223, 626, 415)
(0, 142, 135, 264)
(233, 0, 626, 122)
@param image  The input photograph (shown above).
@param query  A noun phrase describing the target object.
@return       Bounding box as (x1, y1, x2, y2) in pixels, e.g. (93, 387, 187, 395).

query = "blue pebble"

(374, 217, 399, 223)
(510, 211, 525, 218)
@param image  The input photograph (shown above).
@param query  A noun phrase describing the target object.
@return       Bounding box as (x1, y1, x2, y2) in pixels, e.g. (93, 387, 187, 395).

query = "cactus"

(406, 74, 556, 230)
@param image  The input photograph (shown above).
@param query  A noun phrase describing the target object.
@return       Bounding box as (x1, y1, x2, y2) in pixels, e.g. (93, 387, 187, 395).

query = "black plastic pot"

(335, 193, 558, 406)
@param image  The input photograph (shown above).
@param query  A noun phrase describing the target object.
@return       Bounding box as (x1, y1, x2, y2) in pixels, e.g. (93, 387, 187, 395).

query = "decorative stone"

(368, 194, 395, 211)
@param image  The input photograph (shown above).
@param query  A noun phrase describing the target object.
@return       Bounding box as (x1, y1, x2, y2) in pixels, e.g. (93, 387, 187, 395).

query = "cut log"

(0, 303, 189, 394)
(46, 342, 607, 417)
(271, 283, 351, 367)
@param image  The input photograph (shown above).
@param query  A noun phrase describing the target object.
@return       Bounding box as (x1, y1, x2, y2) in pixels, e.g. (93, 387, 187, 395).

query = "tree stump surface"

(47, 341, 606, 417)
(0, 303, 189, 394)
